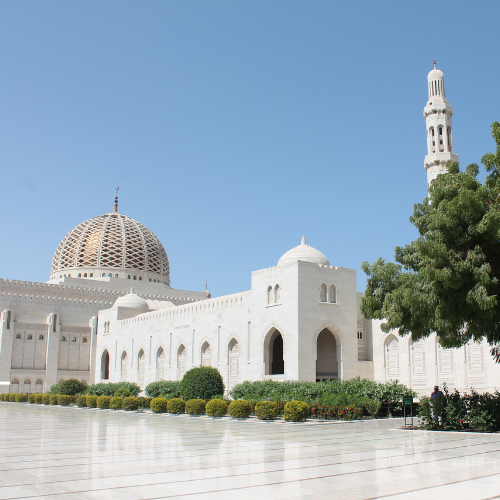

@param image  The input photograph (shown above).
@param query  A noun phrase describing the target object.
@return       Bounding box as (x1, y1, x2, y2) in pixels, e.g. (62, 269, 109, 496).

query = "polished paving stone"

(1, 403, 500, 499)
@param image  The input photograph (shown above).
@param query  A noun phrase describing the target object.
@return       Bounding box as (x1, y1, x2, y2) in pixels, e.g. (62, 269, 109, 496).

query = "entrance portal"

(101, 350, 110, 380)
(316, 329, 338, 381)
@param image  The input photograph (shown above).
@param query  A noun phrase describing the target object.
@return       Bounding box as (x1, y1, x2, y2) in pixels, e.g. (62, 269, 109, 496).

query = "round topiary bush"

(28, 394, 36, 404)
(15, 393, 27, 403)
(228, 400, 253, 419)
(205, 399, 228, 417)
(122, 397, 140, 411)
(110, 397, 122, 410)
(49, 395, 59, 405)
(76, 395, 87, 407)
(283, 401, 310, 422)
(58, 395, 71, 406)
(114, 388, 132, 398)
(86, 395, 98, 408)
(97, 396, 111, 409)
(9, 394, 16, 402)
(255, 401, 279, 420)
(34, 394, 43, 404)
(167, 398, 185, 414)
(150, 397, 168, 413)
(42, 394, 50, 405)
(59, 379, 87, 396)
(180, 366, 225, 401)
(186, 399, 206, 415)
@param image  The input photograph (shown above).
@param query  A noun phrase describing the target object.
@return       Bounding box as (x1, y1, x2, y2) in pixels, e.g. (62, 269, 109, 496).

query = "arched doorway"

(156, 347, 165, 380)
(269, 331, 284, 375)
(177, 345, 187, 380)
(11, 379, 19, 393)
(137, 349, 146, 386)
(121, 351, 128, 381)
(23, 379, 31, 394)
(316, 328, 339, 381)
(35, 379, 43, 393)
(101, 350, 110, 380)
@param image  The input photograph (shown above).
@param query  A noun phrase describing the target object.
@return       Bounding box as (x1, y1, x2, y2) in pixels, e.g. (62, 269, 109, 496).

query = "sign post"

(403, 396, 414, 427)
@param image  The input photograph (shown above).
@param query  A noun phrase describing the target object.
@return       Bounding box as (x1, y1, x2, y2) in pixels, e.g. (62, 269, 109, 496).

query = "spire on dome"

(434, 59, 436, 69)
(301, 235, 306, 245)
(114, 187, 119, 212)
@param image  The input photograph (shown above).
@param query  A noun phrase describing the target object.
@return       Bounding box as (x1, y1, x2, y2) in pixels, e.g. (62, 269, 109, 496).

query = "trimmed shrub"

(283, 401, 310, 422)
(159, 393, 178, 400)
(42, 394, 50, 405)
(49, 395, 59, 405)
(137, 397, 151, 409)
(59, 379, 87, 396)
(97, 396, 111, 409)
(15, 393, 27, 403)
(180, 367, 225, 401)
(167, 398, 185, 414)
(110, 397, 122, 410)
(86, 382, 141, 397)
(58, 395, 71, 406)
(34, 394, 43, 404)
(114, 388, 132, 398)
(28, 394, 37, 404)
(186, 399, 206, 415)
(228, 400, 253, 419)
(86, 395, 98, 408)
(0, 394, 5, 401)
(48, 383, 61, 395)
(205, 399, 228, 417)
(255, 401, 279, 420)
(9, 394, 16, 402)
(145, 381, 181, 399)
(76, 395, 87, 407)
(150, 398, 168, 413)
(122, 397, 140, 411)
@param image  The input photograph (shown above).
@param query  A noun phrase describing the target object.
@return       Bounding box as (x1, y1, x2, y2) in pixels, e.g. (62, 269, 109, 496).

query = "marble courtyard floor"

(0, 404, 500, 500)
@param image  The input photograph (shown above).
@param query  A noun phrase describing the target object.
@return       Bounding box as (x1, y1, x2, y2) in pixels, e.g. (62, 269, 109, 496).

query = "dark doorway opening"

(271, 333, 284, 375)
(101, 350, 110, 380)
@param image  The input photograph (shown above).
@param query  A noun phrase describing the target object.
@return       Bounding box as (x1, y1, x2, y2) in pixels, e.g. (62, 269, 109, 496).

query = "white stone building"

(1, 63, 500, 396)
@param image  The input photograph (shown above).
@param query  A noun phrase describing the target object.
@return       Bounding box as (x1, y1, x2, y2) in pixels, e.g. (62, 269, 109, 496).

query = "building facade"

(1, 63, 499, 396)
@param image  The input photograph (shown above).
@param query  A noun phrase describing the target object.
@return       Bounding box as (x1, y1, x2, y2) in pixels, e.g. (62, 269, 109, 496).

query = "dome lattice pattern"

(50, 213, 170, 283)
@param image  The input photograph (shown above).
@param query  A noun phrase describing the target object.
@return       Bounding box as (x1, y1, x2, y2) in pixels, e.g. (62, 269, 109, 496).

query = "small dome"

(278, 236, 330, 267)
(113, 289, 149, 313)
(428, 60, 444, 80)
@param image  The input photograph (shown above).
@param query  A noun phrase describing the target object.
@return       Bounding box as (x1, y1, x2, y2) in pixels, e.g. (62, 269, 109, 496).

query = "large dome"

(50, 211, 170, 284)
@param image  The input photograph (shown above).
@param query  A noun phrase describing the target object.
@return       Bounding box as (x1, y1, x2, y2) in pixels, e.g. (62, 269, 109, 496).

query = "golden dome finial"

(114, 187, 119, 212)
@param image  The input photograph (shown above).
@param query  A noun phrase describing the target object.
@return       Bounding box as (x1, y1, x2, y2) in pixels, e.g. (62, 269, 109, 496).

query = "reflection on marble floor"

(0, 404, 499, 499)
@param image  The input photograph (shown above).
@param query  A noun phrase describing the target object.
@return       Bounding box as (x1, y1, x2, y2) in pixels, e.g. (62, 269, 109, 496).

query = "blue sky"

(1, 1, 499, 297)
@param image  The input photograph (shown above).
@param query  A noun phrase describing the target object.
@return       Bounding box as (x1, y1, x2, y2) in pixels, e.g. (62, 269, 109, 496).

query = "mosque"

(1, 63, 499, 396)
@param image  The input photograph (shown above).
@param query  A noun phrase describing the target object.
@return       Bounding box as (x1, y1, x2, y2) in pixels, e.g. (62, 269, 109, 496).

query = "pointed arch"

(137, 348, 146, 386)
(120, 350, 128, 382)
(156, 346, 165, 380)
(228, 337, 240, 390)
(385, 334, 400, 380)
(23, 379, 31, 393)
(329, 284, 336, 303)
(101, 349, 110, 380)
(201, 341, 212, 366)
(263, 327, 284, 375)
(315, 327, 340, 381)
(177, 344, 187, 380)
(320, 283, 327, 302)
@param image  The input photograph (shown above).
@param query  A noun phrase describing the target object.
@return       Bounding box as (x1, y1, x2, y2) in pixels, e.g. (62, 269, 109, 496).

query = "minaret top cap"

(428, 60, 444, 80)
(113, 187, 119, 213)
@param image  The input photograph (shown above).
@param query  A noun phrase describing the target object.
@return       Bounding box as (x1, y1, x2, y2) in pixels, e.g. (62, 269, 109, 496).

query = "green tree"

(361, 122, 500, 360)
(59, 379, 87, 396)
(180, 366, 225, 400)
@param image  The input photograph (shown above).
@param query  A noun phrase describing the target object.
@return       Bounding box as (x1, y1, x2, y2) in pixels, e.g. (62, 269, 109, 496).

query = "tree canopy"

(361, 122, 500, 361)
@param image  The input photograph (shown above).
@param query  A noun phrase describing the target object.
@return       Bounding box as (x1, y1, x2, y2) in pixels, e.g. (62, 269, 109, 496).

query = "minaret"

(424, 61, 459, 189)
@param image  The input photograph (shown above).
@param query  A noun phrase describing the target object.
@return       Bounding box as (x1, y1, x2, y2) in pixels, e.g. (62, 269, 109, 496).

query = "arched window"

(35, 379, 43, 393)
(102, 273, 106, 277)
(89, 273, 93, 277)
(108, 273, 112, 278)
(201, 341, 212, 366)
(78, 273, 81, 278)
(83, 273, 87, 277)
(156, 347, 165, 380)
(53, 314, 57, 332)
(228, 339, 240, 389)
(38, 334, 44, 341)
(447, 127, 452, 152)
(137, 349, 146, 386)
(267, 286, 273, 304)
(121, 351, 128, 381)
(177, 345, 187, 380)
(329, 284, 336, 304)
(27, 334, 33, 340)
(274, 285, 281, 303)
(320, 283, 327, 302)
(438, 126, 444, 151)
(115, 274, 118, 278)
(385, 336, 400, 379)
(82, 337, 88, 343)
(71, 337, 77, 342)
(23, 379, 31, 393)
(127, 275, 131, 279)
(11, 379, 19, 394)
(101, 350, 110, 380)
(133, 276, 137, 280)
(15, 333, 21, 339)
(139, 276, 142, 281)
(61, 336, 66, 342)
